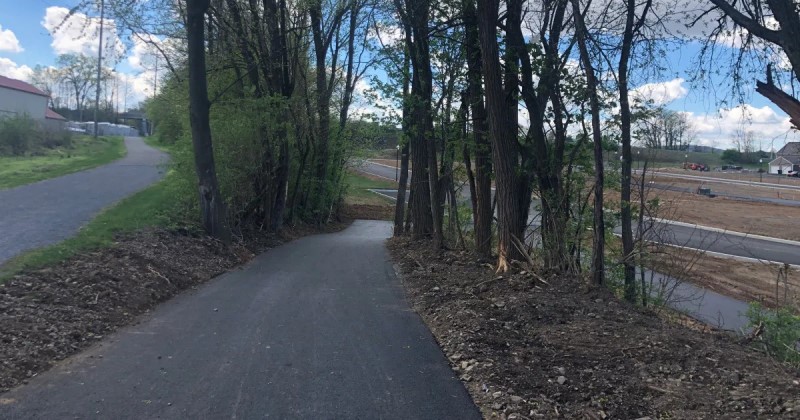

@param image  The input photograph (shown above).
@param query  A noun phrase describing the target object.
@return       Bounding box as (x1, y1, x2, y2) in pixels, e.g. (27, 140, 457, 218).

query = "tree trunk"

(310, 2, 334, 222)
(476, 0, 523, 272)
(619, 0, 646, 302)
(186, 0, 231, 243)
(572, 0, 605, 285)
(464, 0, 493, 259)
(394, 54, 412, 236)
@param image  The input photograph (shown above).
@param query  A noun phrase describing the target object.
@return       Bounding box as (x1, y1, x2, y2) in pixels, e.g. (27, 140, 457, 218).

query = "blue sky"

(1, 1, 798, 150)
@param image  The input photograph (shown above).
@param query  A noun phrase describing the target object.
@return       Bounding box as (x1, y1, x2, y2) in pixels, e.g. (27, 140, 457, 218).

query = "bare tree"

(572, 0, 605, 285)
(57, 54, 100, 122)
(619, 0, 654, 303)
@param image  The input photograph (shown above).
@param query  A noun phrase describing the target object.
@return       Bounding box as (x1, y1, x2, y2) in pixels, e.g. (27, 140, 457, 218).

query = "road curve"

(356, 159, 399, 181)
(0, 137, 167, 265)
(0, 220, 480, 419)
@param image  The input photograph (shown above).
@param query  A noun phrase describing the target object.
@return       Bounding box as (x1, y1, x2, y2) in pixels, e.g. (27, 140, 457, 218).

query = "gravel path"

(0, 220, 480, 419)
(0, 137, 167, 265)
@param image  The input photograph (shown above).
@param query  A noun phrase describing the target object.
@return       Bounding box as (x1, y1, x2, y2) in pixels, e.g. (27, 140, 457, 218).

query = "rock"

(510, 395, 523, 403)
(557, 367, 565, 375)
(493, 391, 502, 398)
(557, 376, 567, 385)
(432, 286, 440, 291)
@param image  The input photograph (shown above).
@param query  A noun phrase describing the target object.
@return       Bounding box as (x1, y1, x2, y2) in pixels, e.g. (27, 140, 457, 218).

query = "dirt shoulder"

(607, 188, 800, 241)
(655, 249, 800, 313)
(0, 222, 348, 393)
(389, 238, 800, 419)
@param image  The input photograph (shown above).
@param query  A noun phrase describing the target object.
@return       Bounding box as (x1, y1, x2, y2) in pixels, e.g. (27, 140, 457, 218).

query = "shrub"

(746, 302, 800, 366)
(0, 114, 41, 156)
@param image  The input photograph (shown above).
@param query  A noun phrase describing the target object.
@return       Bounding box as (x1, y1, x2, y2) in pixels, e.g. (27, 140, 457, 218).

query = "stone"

(557, 376, 567, 385)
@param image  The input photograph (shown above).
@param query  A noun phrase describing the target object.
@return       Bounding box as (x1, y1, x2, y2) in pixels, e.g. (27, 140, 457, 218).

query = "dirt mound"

(340, 203, 393, 220)
(389, 238, 800, 419)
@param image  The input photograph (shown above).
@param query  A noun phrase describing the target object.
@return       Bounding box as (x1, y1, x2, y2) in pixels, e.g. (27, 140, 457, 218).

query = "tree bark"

(394, 54, 412, 235)
(476, 0, 523, 271)
(463, 0, 493, 259)
(619, 0, 652, 302)
(572, 0, 605, 285)
(186, 0, 231, 243)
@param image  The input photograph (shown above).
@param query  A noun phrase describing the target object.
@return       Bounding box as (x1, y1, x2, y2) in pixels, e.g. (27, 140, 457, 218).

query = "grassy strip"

(0, 173, 181, 280)
(1, 168, 383, 279)
(0, 136, 126, 190)
(143, 135, 181, 154)
(344, 171, 397, 206)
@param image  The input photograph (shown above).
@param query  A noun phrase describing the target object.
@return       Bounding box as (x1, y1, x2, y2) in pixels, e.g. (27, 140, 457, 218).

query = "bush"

(41, 127, 73, 149)
(0, 115, 74, 156)
(0, 114, 41, 156)
(746, 302, 800, 366)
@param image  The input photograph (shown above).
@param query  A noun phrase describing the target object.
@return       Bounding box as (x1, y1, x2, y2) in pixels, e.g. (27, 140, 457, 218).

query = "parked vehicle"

(788, 170, 799, 177)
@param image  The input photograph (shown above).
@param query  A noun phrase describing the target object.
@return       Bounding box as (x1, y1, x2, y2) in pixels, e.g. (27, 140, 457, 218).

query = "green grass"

(0, 136, 126, 190)
(0, 173, 182, 280)
(143, 135, 181, 154)
(344, 171, 397, 206)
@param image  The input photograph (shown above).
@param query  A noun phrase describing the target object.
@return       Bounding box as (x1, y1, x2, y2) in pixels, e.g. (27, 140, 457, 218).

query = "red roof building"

(0, 75, 54, 121)
(45, 108, 66, 121)
(0, 75, 49, 97)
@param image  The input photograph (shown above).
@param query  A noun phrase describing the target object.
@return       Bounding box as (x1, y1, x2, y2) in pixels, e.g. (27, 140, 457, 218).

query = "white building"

(0, 75, 66, 128)
(768, 156, 794, 174)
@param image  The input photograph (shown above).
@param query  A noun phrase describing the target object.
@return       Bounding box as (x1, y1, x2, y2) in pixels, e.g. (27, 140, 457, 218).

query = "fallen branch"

(147, 265, 172, 286)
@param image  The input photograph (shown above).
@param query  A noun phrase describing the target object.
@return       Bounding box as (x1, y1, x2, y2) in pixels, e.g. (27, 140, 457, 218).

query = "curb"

(658, 219, 800, 246)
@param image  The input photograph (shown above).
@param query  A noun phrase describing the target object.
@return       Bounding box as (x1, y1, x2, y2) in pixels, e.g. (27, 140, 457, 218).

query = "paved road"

(356, 160, 399, 181)
(617, 222, 800, 266)
(0, 137, 167, 265)
(0, 220, 480, 419)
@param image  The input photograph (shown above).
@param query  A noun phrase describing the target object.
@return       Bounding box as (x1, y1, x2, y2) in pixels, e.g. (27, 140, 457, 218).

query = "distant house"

(0, 75, 66, 129)
(769, 142, 800, 174)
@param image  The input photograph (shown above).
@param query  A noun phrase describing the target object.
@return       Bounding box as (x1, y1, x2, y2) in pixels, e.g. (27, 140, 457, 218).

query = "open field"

(340, 171, 396, 220)
(0, 136, 126, 190)
(649, 175, 800, 201)
(610, 188, 800, 241)
(653, 167, 800, 187)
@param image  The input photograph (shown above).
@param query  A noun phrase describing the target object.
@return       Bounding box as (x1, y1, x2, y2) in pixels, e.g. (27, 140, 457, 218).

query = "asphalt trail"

(0, 137, 167, 265)
(0, 220, 480, 419)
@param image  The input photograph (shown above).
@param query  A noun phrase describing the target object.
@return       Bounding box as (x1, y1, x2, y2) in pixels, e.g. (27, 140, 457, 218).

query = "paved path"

(0, 220, 480, 419)
(0, 137, 167, 265)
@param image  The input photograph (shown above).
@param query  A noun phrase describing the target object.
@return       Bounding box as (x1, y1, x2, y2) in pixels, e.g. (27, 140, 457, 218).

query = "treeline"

(85, 0, 799, 302)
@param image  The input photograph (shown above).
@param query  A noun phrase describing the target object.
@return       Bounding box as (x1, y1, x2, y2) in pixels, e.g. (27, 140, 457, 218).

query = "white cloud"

(371, 23, 403, 48)
(0, 25, 23, 53)
(0, 57, 33, 80)
(41, 6, 125, 60)
(632, 78, 688, 106)
(688, 104, 800, 149)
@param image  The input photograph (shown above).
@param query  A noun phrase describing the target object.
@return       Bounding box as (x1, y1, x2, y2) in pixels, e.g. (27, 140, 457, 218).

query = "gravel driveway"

(0, 137, 168, 265)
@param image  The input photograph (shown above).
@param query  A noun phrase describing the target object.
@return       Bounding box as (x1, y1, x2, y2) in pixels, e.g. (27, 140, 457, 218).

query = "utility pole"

(93, 0, 105, 139)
